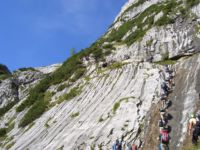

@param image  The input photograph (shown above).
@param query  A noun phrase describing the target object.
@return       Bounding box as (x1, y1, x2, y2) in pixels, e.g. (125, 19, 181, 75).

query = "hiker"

(196, 112, 200, 122)
(188, 113, 197, 135)
(164, 65, 174, 75)
(158, 118, 167, 131)
(127, 143, 132, 150)
(192, 121, 200, 144)
(160, 94, 168, 109)
(161, 82, 170, 96)
(160, 108, 167, 121)
(132, 144, 137, 150)
(113, 139, 122, 150)
(126, 143, 137, 150)
(158, 127, 170, 150)
(164, 65, 170, 73)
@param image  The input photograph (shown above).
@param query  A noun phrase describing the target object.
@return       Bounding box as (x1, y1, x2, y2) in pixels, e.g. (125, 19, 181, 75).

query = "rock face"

(0, 79, 18, 108)
(0, 0, 200, 150)
(168, 54, 200, 149)
(9, 62, 161, 150)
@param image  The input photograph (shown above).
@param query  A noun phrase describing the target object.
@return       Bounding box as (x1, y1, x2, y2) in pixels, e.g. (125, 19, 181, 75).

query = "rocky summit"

(1, 0, 200, 150)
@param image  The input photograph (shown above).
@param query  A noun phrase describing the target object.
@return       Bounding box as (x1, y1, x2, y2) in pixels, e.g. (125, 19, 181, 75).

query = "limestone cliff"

(0, 0, 200, 150)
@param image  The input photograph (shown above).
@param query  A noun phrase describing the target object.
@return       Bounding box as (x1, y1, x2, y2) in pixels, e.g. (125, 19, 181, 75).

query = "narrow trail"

(142, 65, 176, 150)
(167, 69, 187, 150)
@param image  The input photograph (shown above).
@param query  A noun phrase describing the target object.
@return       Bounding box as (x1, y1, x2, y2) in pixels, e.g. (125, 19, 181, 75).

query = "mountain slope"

(1, 0, 200, 150)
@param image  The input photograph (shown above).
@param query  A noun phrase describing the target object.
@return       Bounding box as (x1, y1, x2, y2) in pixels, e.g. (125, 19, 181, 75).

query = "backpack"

(132, 144, 137, 150)
(196, 114, 200, 122)
(161, 131, 169, 143)
(194, 122, 200, 136)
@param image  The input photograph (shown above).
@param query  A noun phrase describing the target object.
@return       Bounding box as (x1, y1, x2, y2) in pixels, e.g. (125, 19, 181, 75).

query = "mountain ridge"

(1, 0, 200, 149)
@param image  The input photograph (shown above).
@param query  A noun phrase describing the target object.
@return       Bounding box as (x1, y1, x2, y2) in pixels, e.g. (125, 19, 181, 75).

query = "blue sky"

(0, 0, 126, 71)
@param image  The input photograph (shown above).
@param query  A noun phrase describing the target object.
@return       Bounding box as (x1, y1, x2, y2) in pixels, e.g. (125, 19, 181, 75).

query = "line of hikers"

(112, 65, 175, 150)
(112, 138, 138, 150)
(157, 65, 175, 150)
(112, 64, 200, 150)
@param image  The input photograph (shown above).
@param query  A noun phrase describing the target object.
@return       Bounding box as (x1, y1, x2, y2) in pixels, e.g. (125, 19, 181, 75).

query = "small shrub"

(113, 102, 120, 114)
(155, 60, 176, 65)
(146, 39, 153, 47)
(0, 128, 7, 137)
(0, 101, 18, 117)
(98, 116, 104, 122)
(70, 67, 86, 82)
(45, 117, 52, 128)
(104, 49, 112, 56)
(120, 0, 146, 17)
(7, 122, 15, 133)
(57, 87, 82, 104)
(108, 62, 125, 70)
(102, 44, 114, 49)
(186, 0, 200, 8)
(44, 91, 53, 103)
(70, 112, 79, 118)
(57, 83, 70, 92)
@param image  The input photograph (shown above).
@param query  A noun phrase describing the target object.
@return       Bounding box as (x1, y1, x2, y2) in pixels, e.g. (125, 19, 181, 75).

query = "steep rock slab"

(168, 54, 200, 149)
(10, 62, 161, 150)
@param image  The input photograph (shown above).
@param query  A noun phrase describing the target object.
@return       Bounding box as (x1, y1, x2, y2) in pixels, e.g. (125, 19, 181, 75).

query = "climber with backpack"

(158, 127, 170, 150)
(188, 113, 197, 136)
(158, 118, 167, 131)
(113, 137, 123, 150)
(160, 108, 167, 121)
(113, 139, 122, 150)
(161, 82, 170, 96)
(196, 111, 200, 122)
(126, 143, 137, 150)
(160, 94, 168, 109)
(192, 121, 200, 144)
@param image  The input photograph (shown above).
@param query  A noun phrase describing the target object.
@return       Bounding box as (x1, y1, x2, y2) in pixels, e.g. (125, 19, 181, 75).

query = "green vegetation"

(0, 128, 7, 137)
(107, 0, 180, 46)
(18, 67, 36, 72)
(120, 0, 146, 18)
(19, 100, 47, 127)
(45, 117, 52, 128)
(113, 102, 121, 114)
(98, 116, 104, 122)
(15, 36, 111, 127)
(113, 97, 135, 114)
(182, 143, 200, 150)
(146, 39, 153, 47)
(70, 68, 86, 82)
(0, 64, 11, 80)
(0, 101, 18, 117)
(57, 83, 70, 92)
(186, 0, 200, 8)
(195, 24, 200, 33)
(57, 145, 64, 150)
(70, 112, 80, 118)
(44, 91, 53, 103)
(155, 59, 177, 65)
(7, 122, 15, 133)
(57, 86, 82, 104)
(5, 141, 15, 150)
(108, 62, 126, 70)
